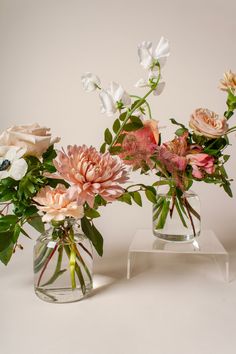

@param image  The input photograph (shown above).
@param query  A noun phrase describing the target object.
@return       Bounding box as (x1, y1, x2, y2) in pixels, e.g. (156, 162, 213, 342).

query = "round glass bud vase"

(33, 219, 93, 303)
(152, 179, 201, 242)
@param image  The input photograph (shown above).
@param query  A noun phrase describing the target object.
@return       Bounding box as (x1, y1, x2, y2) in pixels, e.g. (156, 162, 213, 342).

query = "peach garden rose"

(189, 108, 228, 139)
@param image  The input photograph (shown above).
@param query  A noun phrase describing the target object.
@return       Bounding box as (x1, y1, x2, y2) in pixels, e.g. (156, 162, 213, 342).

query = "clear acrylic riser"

(127, 230, 229, 282)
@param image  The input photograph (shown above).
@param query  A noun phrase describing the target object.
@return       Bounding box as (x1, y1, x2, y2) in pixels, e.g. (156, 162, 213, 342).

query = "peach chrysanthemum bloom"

(219, 70, 236, 94)
(53, 145, 129, 207)
(33, 184, 84, 222)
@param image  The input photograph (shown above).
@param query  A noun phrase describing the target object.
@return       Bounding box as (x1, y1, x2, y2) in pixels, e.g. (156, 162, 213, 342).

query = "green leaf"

(100, 142, 106, 153)
(119, 112, 127, 121)
(123, 123, 142, 132)
(0, 242, 14, 265)
(42, 145, 57, 162)
(47, 178, 70, 189)
(223, 183, 233, 198)
(0, 215, 18, 232)
(130, 191, 142, 207)
(113, 119, 121, 133)
(116, 133, 126, 144)
(117, 192, 132, 205)
(223, 155, 230, 163)
(85, 208, 100, 219)
(145, 188, 157, 203)
(94, 195, 107, 207)
(175, 128, 187, 136)
(13, 224, 21, 243)
(28, 214, 45, 233)
(109, 146, 123, 154)
(170, 118, 187, 129)
(81, 217, 103, 256)
(104, 128, 113, 145)
(155, 199, 170, 229)
(0, 230, 13, 252)
(130, 116, 143, 127)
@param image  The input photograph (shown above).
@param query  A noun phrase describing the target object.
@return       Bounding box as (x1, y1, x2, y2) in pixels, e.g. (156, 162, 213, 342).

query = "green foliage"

(117, 192, 132, 205)
(175, 128, 187, 136)
(84, 208, 100, 219)
(81, 217, 103, 256)
(100, 142, 107, 153)
(170, 118, 187, 130)
(28, 214, 45, 233)
(113, 119, 121, 133)
(145, 186, 157, 203)
(104, 128, 113, 145)
(130, 191, 142, 207)
(109, 146, 123, 155)
(123, 116, 143, 131)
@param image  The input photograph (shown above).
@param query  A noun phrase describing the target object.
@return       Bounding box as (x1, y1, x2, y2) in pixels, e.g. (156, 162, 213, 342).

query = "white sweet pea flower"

(138, 37, 170, 70)
(81, 72, 101, 92)
(99, 82, 131, 116)
(135, 72, 166, 96)
(0, 146, 28, 180)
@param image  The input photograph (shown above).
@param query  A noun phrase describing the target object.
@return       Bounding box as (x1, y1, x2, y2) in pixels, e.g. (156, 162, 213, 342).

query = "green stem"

(68, 227, 76, 289)
(130, 95, 152, 118)
(41, 246, 66, 287)
(109, 65, 161, 149)
(37, 244, 58, 287)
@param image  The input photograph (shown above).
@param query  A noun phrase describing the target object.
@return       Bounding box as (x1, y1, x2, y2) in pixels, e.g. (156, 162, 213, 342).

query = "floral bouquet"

(82, 37, 236, 240)
(0, 124, 129, 301)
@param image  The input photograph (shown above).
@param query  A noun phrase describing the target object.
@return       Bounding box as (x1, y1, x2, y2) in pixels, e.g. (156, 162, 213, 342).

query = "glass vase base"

(153, 231, 201, 242)
(35, 285, 93, 303)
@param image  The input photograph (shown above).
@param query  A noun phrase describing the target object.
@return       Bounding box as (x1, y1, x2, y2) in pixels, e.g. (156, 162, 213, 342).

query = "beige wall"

(0, 0, 235, 252)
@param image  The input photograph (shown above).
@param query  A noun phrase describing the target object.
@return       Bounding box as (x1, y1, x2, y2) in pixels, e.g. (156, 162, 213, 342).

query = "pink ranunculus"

(186, 153, 215, 179)
(119, 119, 159, 169)
(189, 108, 228, 139)
(33, 184, 84, 222)
(53, 145, 129, 208)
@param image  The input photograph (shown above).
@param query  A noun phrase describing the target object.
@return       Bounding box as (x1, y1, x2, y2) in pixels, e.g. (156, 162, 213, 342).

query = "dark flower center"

(0, 159, 11, 171)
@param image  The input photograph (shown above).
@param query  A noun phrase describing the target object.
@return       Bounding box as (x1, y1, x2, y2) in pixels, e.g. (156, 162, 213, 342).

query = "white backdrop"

(0, 0, 235, 253)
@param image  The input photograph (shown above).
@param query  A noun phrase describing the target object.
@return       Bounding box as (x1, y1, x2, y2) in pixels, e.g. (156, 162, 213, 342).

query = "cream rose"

(0, 123, 60, 157)
(189, 108, 228, 139)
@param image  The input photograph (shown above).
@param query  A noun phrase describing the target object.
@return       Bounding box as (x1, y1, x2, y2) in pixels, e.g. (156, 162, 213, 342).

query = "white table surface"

(1, 233, 236, 354)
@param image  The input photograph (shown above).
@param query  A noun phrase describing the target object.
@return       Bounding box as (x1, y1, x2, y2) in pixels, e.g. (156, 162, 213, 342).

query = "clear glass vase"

(33, 219, 93, 303)
(152, 179, 201, 242)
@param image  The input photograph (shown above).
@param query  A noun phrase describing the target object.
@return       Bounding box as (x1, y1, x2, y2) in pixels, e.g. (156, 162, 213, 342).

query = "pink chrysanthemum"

(53, 145, 129, 207)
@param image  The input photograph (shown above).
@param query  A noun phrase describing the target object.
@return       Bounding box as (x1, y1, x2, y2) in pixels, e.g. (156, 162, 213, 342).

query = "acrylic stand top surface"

(129, 229, 228, 256)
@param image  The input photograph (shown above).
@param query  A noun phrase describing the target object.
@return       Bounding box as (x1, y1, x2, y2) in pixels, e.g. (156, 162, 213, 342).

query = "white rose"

(81, 72, 101, 92)
(0, 123, 60, 157)
(0, 146, 28, 180)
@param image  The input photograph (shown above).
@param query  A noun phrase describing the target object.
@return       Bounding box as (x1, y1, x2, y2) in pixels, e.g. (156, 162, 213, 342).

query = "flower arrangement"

(0, 124, 129, 297)
(82, 37, 236, 237)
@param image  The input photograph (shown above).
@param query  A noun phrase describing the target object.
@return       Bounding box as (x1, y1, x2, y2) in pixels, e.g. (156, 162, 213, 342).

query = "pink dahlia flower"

(186, 153, 215, 179)
(33, 184, 84, 222)
(53, 145, 129, 207)
(119, 119, 159, 169)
